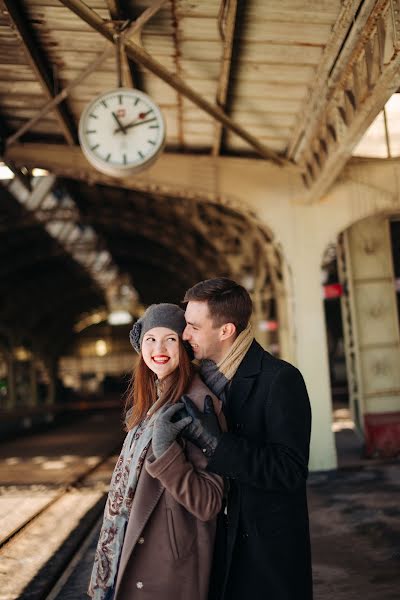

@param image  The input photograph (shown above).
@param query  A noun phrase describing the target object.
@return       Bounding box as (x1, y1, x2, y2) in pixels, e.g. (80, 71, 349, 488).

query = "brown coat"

(114, 375, 225, 600)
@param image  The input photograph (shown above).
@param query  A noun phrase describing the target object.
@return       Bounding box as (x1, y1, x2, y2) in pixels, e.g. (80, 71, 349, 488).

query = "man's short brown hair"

(183, 277, 252, 334)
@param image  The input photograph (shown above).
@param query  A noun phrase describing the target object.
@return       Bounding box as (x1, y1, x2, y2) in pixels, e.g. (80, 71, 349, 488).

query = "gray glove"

(152, 402, 192, 458)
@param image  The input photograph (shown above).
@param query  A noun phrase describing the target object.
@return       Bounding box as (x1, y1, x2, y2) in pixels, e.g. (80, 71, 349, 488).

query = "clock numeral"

(101, 100, 108, 108)
(149, 124, 159, 129)
(123, 153, 127, 165)
(85, 130, 96, 134)
(89, 113, 98, 119)
(138, 151, 145, 159)
(148, 140, 156, 145)
(105, 153, 111, 162)
(91, 144, 100, 151)
(118, 94, 122, 105)
(134, 98, 140, 106)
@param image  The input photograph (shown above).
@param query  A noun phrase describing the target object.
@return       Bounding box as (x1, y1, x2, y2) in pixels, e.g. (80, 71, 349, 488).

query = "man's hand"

(152, 403, 192, 459)
(180, 395, 222, 458)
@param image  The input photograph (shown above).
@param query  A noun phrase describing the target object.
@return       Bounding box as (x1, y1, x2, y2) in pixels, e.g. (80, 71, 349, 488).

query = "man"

(181, 277, 313, 600)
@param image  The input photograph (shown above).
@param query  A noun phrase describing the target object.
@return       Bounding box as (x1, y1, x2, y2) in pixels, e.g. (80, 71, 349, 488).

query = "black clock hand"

(112, 111, 127, 135)
(114, 117, 157, 134)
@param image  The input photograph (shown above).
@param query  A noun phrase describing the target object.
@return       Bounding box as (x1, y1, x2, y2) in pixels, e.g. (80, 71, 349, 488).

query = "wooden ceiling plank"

(59, 0, 289, 166)
(0, 0, 77, 145)
(212, 0, 238, 156)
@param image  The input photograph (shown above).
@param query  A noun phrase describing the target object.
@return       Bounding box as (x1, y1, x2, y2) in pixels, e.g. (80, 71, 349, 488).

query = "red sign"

(258, 320, 278, 332)
(323, 283, 343, 299)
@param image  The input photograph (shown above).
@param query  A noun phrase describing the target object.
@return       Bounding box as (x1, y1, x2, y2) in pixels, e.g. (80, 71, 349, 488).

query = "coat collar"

(226, 340, 263, 414)
(234, 339, 264, 379)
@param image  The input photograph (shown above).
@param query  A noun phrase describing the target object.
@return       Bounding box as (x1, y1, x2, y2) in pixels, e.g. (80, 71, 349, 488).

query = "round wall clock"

(78, 88, 166, 177)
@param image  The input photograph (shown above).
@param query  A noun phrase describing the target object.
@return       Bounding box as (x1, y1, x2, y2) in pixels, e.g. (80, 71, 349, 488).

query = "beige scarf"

(200, 323, 254, 397)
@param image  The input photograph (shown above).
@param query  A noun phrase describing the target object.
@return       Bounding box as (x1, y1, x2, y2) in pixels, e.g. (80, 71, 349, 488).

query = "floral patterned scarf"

(88, 411, 158, 599)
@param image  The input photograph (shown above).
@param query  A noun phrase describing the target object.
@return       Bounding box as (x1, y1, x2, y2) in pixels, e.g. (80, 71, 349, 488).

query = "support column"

(288, 221, 337, 471)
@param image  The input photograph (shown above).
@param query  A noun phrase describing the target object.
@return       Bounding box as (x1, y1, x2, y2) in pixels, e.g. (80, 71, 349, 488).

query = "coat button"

(136, 581, 144, 589)
(138, 537, 144, 544)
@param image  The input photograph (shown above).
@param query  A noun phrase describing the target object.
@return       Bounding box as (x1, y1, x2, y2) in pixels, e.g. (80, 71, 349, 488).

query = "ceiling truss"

(212, 0, 238, 156)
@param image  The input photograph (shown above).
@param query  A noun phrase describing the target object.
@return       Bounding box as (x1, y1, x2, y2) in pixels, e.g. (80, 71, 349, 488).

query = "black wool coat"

(207, 340, 313, 600)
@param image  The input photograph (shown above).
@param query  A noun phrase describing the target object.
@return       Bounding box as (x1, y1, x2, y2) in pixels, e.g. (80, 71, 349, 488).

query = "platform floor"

(1, 416, 399, 599)
(56, 450, 400, 599)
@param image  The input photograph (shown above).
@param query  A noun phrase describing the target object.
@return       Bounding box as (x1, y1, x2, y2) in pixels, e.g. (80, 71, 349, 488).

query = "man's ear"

(219, 322, 236, 341)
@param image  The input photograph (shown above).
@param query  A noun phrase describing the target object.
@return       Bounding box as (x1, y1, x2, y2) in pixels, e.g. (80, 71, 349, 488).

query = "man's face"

(183, 301, 223, 362)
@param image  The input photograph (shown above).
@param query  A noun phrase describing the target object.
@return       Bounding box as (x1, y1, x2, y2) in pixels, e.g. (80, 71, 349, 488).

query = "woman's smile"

(152, 355, 170, 364)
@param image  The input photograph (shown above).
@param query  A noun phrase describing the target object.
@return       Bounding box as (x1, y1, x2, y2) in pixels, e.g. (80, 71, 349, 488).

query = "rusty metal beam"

(292, 1, 400, 201)
(212, 0, 238, 157)
(105, 0, 136, 88)
(287, 0, 378, 161)
(0, 0, 77, 145)
(59, 0, 289, 166)
(5, 143, 291, 199)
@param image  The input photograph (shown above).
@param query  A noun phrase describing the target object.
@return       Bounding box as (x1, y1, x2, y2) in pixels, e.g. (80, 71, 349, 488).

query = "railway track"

(0, 445, 120, 600)
(0, 445, 118, 550)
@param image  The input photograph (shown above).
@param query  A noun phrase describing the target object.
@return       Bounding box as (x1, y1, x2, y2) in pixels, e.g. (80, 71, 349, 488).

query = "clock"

(78, 88, 166, 177)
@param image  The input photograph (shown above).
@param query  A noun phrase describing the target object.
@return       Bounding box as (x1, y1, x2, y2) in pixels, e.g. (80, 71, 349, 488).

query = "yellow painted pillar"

(287, 213, 338, 471)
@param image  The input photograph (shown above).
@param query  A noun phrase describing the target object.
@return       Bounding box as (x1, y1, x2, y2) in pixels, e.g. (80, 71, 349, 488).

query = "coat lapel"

(227, 340, 263, 414)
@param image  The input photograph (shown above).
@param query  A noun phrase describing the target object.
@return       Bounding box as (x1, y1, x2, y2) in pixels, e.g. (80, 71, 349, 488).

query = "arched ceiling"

(63, 179, 253, 305)
(1, 172, 282, 357)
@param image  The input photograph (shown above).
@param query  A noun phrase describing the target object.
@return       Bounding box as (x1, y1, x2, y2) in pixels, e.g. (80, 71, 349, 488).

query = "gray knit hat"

(129, 303, 187, 354)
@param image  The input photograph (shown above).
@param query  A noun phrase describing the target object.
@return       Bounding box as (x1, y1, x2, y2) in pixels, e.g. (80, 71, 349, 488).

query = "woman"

(88, 303, 225, 600)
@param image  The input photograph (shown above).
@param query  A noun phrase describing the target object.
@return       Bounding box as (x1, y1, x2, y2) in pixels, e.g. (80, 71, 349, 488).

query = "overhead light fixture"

(106, 275, 137, 326)
(0, 163, 14, 180)
(32, 167, 50, 177)
(14, 347, 32, 361)
(107, 310, 133, 325)
(241, 273, 255, 292)
(95, 339, 108, 357)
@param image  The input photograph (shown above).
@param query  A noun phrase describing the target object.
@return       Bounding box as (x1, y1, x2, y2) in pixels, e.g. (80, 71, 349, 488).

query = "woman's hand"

(152, 403, 192, 458)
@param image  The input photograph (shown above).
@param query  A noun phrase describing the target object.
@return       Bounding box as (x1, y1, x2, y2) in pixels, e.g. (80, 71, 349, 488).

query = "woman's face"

(141, 327, 180, 379)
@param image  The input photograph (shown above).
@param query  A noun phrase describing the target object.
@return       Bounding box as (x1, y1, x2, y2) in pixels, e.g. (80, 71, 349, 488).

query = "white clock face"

(78, 88, 166, 176)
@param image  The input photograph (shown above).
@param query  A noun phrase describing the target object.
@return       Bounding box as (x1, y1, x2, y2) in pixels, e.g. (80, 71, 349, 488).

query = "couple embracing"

(88, 277, 313, 600)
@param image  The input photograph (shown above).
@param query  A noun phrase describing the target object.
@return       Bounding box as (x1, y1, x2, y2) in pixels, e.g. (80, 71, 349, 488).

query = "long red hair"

(125, 339, 194, 430)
